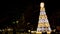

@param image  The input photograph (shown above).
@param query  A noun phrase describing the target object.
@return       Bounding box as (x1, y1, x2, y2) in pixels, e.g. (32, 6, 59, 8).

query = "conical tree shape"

(37, 2, 51, 33)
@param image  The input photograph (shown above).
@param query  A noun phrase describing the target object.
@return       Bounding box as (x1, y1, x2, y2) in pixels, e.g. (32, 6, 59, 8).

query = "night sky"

(0, 0, 60, 29)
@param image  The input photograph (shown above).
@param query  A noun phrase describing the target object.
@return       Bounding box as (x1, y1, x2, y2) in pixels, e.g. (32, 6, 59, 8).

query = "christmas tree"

(36, 2, 51, 33)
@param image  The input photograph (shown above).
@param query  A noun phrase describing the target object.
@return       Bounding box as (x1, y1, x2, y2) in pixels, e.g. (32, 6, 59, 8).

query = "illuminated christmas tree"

(36, 2, 51, 33)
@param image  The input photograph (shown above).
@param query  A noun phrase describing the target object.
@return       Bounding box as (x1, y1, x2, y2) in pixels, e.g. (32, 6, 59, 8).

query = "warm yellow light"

(28, 30, 31, 32)
(45, 23, 50, 27)
(31, 31, 36, 33)
(38, 23, 44, 27)
(39, 15, 47, 19)
(37, 2, 51, 33)
(47, 31, 51, 34)
(40, 2, 45, 11)
(36, 32, 42, 34)
(40, 2, 44, 8)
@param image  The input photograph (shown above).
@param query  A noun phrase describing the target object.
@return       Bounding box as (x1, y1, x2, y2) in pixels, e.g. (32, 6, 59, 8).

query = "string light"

(37, 2, 51, 33)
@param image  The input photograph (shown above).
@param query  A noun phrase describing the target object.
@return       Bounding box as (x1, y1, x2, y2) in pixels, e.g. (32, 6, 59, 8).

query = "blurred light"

(16, 21, 19, 24)
(53, 29, 56, 32)
(0, 29, 2, 32)
(31, 31, 36, 33)
(2, 29, 4, 31)
(8, 28, 11, 31)
(40, 2, 44, 8)
(28, 30, 30, 32)
(7, 28, 13, 31)
(47, 31, 51, 34)
(13, 21, 15, 24)
(27, 22, 30, 25)
(36, 32, 42, 34)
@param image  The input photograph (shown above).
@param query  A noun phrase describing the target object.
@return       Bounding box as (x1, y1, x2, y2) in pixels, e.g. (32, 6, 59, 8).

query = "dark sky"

(0, 0, 60, 28)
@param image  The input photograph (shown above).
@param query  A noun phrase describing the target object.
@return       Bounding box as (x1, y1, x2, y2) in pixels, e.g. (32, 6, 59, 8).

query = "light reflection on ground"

(0, 32, 60, 34)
